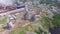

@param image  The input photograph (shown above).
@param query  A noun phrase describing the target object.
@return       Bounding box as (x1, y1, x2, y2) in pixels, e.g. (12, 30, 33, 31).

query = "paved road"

(0, 8, 25, 16)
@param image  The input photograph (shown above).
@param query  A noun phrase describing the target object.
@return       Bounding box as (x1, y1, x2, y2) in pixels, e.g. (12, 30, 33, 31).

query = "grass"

(0, 17, 8, 32)
(0, 17, 8, 24)
(0, 27, 4, 32)
(10, 25, 36, 34)
(10, 27, 26, 34)
(35, 27, 47, 34)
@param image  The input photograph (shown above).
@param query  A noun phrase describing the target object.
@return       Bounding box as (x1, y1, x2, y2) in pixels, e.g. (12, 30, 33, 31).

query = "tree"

(52, 14, 60, 28)
(19, 0, 27, 2)
(40, 0, 52, 4)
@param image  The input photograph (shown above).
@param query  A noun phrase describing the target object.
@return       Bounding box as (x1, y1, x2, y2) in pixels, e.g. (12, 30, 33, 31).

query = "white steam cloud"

(0, 0, 17, 6)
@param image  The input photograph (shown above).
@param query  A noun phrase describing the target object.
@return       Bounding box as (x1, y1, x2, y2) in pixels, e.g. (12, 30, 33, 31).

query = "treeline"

(40, 0, 60, 8)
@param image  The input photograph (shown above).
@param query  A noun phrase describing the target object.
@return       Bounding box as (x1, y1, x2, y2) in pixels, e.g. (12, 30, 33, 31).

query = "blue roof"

(17, 5, 25, 9)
